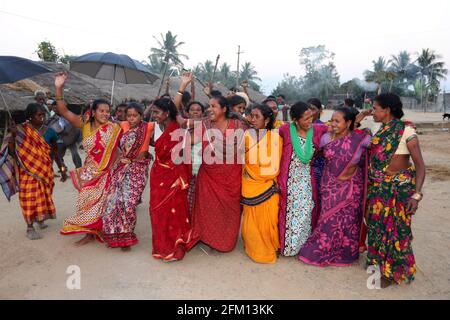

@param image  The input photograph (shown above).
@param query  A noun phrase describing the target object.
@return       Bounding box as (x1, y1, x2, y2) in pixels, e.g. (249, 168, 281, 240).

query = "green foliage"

(273, 45, 340, 103)
(36, 41, 59, 62)
(192, 60, 262, 92)
(59, 54, 78, 65)
(238, 62, 261, 92)
(416, 48, 448, 103)
(149, 31, 188, 67)
(272, 73, 305, 103)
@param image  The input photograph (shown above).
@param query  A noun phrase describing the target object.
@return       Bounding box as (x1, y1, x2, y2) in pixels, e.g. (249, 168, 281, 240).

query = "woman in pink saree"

(299, 107, 370, 266)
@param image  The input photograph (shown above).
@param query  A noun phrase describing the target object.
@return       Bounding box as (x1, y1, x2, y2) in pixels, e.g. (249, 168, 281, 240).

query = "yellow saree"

(241, 130, 282, 264)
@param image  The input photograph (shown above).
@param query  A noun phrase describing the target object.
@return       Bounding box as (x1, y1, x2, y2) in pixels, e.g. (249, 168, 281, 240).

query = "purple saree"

(299, 131, 370, 266)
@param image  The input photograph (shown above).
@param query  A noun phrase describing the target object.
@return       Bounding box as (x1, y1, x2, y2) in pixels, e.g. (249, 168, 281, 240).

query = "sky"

(1, 0, 450, 95)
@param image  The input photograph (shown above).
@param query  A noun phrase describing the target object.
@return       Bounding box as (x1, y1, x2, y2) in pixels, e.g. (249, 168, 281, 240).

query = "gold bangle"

(55, 96, 64, 101)
(411, 192, 423, 202)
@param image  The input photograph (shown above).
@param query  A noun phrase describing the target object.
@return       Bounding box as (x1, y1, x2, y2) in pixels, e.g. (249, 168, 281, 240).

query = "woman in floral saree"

(102, 103, 154, 250)
(363, 93, 425, 287)
(149, 98, 192, 261)
(241, 104, 282, 264)
(54, 73, 123, 246)
(278, 101, 328, 258)
(299, 107, 371, 266)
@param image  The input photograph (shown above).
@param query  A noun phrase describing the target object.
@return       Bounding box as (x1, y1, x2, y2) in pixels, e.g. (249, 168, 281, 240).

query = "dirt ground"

(1, 112, 449, 300)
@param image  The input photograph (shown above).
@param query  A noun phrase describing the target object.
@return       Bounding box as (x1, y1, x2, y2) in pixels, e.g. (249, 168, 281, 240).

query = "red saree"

(149, 121, 192, 261)
(187, 119, 247, 252)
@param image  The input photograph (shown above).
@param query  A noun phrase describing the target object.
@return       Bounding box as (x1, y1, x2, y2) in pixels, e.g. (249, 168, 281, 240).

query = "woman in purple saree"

(299, 107, 370, 266)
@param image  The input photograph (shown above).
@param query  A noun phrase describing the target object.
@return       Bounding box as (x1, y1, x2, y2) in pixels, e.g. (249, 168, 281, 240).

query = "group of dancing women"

(1, 71, 425, 288)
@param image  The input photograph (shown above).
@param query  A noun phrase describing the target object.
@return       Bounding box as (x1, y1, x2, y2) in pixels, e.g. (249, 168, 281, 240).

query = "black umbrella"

(70, 52, 159, 104)
(0, 56, 53, 118)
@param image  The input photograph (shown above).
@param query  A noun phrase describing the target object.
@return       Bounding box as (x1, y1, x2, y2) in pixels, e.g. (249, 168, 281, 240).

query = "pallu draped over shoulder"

(150, 121, 192, 261)
(102, 121, 154, 248)
(366, 119, 417, 284)
(299, 131, 370, 266)
(61, 122, 122, 241)
(241, 130, 282, 264)
(1, 123, 55, 224)
(187, 118, 248, 253)
(277, 123, 328, 257)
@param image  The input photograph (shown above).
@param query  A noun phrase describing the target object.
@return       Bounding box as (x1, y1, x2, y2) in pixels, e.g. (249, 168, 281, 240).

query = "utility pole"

(236, 45, 244, 88)
(444, 89, 446, 113)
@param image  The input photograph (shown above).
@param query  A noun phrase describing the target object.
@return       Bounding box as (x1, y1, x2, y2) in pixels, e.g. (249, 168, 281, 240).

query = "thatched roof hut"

(1, 61, 266, 114)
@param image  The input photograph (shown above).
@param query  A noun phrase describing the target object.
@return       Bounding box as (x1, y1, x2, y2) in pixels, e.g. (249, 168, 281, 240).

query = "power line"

(0, 9, 134, 42)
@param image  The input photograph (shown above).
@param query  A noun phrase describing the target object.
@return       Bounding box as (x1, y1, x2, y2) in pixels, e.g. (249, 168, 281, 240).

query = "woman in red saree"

(175, 73, 249, 253)
(102, 103, 154, 250)
(54, 73, 122, 246)
(149, 98, 192, 261)
(187, 96, 248, 253)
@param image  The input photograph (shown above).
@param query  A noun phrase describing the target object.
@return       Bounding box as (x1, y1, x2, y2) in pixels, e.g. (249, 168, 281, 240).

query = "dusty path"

(1, 114, 449, 299)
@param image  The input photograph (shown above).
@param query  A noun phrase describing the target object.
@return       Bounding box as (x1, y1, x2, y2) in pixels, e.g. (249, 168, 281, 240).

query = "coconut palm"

(364, 57, 394, 94)
(149, 31, 189, 73)
(416, 49, 448, 110)
(389, 51, 418, 92)
(217, 63, 235, 88)
(238, 62, 262, 91)
(147, 54, 164, 74)
(239, 62, 261, 82)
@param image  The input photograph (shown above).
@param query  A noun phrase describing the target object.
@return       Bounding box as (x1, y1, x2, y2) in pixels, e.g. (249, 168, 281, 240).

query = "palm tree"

(239, 62, 262, 91)
(239, 62, 261, 82)
(192, 64, 203, 79)
(218, 63, 235, 88)
(149, 31, 189, 74)
(364, 57, 392, 94)
(147, 54, 164, 74)
(389, 51, 418, 93)
(416, 49, 448, 110)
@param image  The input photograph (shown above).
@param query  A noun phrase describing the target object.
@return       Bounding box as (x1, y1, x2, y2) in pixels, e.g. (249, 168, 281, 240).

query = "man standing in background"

(47, 100, 82, 169)
(277, 94, 290, 121)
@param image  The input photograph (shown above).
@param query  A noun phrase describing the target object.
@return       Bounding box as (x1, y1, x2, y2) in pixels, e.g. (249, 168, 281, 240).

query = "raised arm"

(54, 72, 83, 129)
(191, 76, 196, 100)
(174, 72, 193, 112)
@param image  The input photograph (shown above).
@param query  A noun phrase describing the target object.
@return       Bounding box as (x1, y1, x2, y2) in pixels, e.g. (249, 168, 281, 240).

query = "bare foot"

(26, 227, 42, 240)
(121, 246, 131, 252)
(37, 221, 48, 230)
(74, 234, 95, 246)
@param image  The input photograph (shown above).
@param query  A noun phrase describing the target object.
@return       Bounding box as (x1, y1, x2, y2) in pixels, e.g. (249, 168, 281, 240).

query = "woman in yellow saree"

(241, 104, 283, 264)
(54, 73, 122, 246)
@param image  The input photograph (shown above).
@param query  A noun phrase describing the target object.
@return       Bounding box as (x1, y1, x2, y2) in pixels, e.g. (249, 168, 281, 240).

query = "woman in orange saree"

(1, 103, 67, 240)
(149, 98, 192, 261)
(54, 73, 122, 246)
(241, 104, 283, 264)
